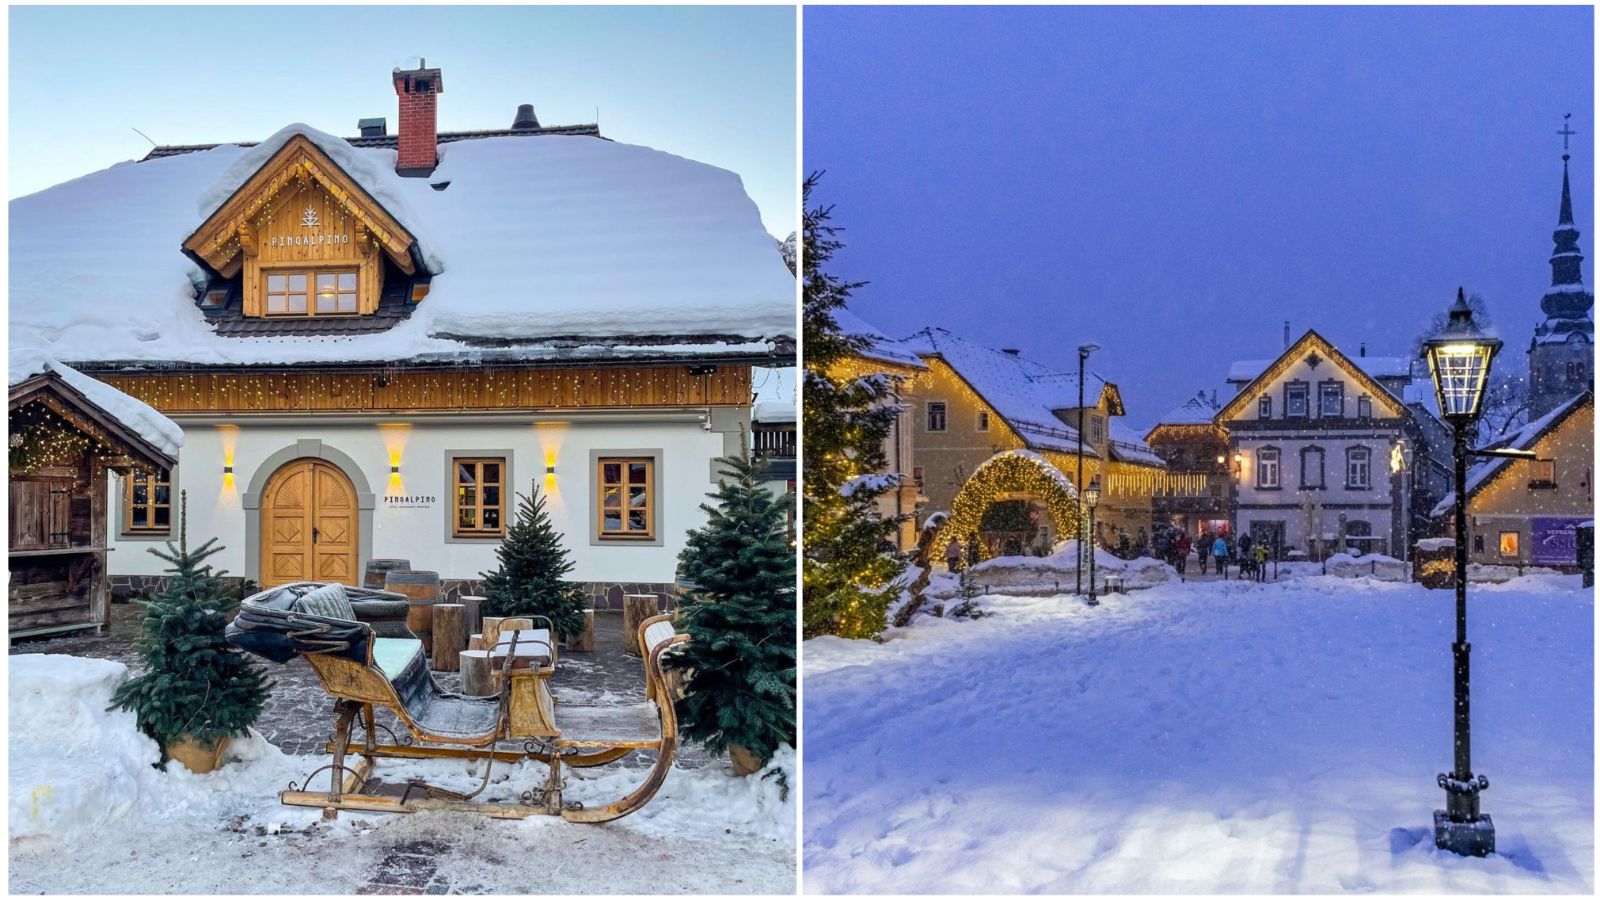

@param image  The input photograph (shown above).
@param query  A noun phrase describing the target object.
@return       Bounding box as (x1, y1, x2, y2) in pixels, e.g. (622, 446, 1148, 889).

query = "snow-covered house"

(890, 327, 1167, 550)
(9, 63, 794, 608)
(1218, 332, 1449, 558)
(750, 366, 797, 531)
(1144, 389, 1231, 537)
(1431, 391, 1593, 568)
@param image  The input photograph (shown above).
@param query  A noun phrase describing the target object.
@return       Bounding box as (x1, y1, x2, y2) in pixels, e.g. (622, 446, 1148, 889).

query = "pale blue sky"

(8, 5, 797, 237)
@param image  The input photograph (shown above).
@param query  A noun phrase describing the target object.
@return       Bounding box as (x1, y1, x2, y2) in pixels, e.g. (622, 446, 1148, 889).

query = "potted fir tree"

(668, 450, 796, 775)
(109, 492, 269, 772)
(480, 482, 589, 640)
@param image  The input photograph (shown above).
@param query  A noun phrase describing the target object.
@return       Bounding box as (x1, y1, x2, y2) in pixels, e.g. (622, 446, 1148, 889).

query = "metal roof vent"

(512, 104, 540, 130)
(358, 117, 387, 137)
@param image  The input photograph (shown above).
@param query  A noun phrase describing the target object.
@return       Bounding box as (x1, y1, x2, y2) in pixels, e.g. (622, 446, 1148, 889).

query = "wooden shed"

(9, 367, 177, 639)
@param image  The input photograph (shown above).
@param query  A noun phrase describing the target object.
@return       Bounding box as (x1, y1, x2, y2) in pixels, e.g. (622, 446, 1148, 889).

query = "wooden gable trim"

(1099, 382, 1126, 417)
(183, 135, 418, 277)
(1215, 330, 1407, 423)
(9, 374, 175, 473)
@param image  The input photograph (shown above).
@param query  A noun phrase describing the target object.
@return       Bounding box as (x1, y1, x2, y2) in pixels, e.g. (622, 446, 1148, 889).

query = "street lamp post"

(1076, 342, 1100, 597)
(1422, 288, 1501, 858)
(1393, 439, 1416, 579)
(1084, 476, 1101, 606)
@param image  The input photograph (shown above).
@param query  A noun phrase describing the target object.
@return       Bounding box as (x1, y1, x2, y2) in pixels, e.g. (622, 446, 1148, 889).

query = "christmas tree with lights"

(801, 173, 906, 639)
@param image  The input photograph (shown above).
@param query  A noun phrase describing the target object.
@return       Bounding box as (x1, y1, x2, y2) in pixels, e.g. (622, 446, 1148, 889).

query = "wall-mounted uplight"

(223, 465, 234, 475)
(546, 465, 556, 475)
(391, 465, 401, 474)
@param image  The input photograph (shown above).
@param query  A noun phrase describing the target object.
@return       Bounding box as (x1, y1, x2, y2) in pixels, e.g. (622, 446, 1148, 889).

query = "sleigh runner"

(226, 581, 684, 822)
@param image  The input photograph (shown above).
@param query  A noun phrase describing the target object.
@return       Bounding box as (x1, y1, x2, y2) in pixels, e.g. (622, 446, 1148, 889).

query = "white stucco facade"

(106, 411, 744, 589)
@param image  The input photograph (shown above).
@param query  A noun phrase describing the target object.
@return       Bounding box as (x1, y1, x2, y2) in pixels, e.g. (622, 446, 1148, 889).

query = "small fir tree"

(802, 172, 906, 639)
(480, 482, 590, 638)
(668, 449, 796, 767)
(109, 492, 269, 754)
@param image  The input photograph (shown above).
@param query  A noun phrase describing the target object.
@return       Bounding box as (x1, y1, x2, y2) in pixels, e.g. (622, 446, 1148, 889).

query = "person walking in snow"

(1212, 534, 1230, 579)
(945, 536, 963, 574)
(1237, 533, 1255, 579)
(1174, 532, 1191, 575)
(1197, 529, 1211, 575)
(1254, 541, 1270, 582)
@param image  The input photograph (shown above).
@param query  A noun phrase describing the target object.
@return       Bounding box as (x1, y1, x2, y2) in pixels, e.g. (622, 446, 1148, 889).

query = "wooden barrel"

(364, 558, 412, 590)
(385, 569, 441, 652)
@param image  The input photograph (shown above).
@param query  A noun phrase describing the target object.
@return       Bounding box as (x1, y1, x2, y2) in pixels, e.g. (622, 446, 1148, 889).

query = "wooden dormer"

(183, 134, 421, 319)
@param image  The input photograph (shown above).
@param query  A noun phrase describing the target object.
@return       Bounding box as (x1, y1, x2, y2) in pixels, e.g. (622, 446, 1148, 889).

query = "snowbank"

(9, 349, 183, 457)
(1323, 552, 1409, 582)
(8, 654, 312, 846)
(939, 541, 1173, 598)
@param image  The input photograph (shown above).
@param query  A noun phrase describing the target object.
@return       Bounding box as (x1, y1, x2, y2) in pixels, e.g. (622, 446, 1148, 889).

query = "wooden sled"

(227, 582, 686, 823)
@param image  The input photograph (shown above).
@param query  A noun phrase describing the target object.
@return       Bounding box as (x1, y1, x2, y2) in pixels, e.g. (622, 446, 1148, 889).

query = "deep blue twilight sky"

(806, 5, 1593, 427)
(9, 6, 796, 237)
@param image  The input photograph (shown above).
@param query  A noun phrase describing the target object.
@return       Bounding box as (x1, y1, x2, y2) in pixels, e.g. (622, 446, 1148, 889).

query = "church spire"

(1546, 113, 1586, 298)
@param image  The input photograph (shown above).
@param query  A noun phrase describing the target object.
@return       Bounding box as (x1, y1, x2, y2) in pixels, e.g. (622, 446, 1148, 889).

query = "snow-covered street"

(9, 655, 796, 895)
(802, 573, 1592, 893)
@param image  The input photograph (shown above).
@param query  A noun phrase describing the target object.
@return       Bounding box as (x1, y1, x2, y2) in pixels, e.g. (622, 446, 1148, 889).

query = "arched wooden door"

(260, 459, 359, 587)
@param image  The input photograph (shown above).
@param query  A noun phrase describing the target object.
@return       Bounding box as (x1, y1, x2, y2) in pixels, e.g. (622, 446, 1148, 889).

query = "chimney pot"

(512, 103, 540, 130)
(357, 117, 387, 137)
(1359, 342, 1367, 357)
(392, 60, 444, 176)
(1283, 320, 1291, 348)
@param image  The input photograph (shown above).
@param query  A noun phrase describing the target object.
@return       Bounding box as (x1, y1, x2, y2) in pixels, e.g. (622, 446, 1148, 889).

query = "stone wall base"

(110, 575, 674, 613)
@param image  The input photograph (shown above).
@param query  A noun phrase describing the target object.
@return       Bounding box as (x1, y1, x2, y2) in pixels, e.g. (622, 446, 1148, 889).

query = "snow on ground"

(803, 574, 1592, 893)
(9, 655, 794, 894)
(926, 542, 1173, 600)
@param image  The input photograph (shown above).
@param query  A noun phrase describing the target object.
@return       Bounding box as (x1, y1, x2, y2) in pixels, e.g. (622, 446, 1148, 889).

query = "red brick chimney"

(392, 59, 444, 177)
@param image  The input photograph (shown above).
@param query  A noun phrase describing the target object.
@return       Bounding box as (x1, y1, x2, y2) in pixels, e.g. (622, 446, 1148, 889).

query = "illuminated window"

(1498, 531, 1519, 558)
(597, 457, 655, 540)
(977, 410, 990, 432)
(927, 402, 947, 432)
(123, 469, 172, 535)
(453, 458, 505, 538)
(265, 269, 357, 316)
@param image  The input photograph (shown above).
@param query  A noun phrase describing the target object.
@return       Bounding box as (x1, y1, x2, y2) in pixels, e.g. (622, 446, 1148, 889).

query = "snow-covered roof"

(1227, 354, 1415, 384)
(1153, 391, 1223, 428)
(898, 328, 1107, 457)
(835, 308, 926, 370)
(9, 349, 183, 458)
(10, 125, 793, 368)
(1108, 421, 1166, 467)
(752, 366, 796, 423)
(1430, 391, 1592, 517)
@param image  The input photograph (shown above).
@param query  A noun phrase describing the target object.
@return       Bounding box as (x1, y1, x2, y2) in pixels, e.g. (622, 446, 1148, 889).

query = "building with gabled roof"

(1217, 329, 1449, 559)
(890, 327, 1165, 551)
(8, 62, 793, 609)
(1528, 142, 1594, 418)
(1431, 391, 1592, 568)
(1144, 389, 1231, 537)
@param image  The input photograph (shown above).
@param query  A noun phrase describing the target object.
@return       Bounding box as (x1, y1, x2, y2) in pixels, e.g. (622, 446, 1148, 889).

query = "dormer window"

(265, 270, 359, 316)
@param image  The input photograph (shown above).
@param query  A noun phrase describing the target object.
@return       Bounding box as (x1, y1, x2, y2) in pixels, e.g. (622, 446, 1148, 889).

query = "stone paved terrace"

(10, 602, 709, 768)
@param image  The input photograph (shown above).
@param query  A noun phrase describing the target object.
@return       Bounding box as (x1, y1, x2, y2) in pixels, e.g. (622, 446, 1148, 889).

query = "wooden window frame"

(1257, 395, 1272, 419)
(976, 410, 990, 432)
(1317, 380, 1344, 418)
(452, 457, 507, 539)
(1528, 458, 1557, 490)
(926, 401, 947, 433)
(263, 265, 360, 318)
(596, 456, 656, 541)
(123, 468, 173, 536)
(1498, 530, 1520, 558)
(1356, 395, 1373, 419)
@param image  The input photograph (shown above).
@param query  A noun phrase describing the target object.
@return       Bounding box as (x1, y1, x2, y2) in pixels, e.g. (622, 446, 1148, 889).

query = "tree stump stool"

(459, 595, 484, 643)
(431, 603, 464, 672)
(460, 650, 494, 696)
(622, 594, 658, 656)
(566, 609, 596, 652)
